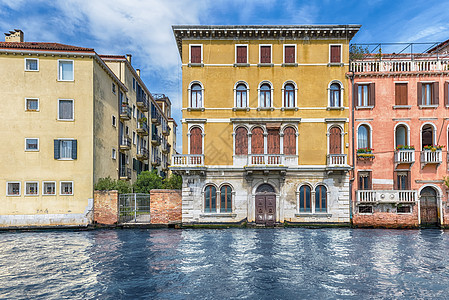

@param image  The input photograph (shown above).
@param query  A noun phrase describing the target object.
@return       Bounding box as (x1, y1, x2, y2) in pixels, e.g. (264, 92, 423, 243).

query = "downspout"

(349, 70, 355, 225)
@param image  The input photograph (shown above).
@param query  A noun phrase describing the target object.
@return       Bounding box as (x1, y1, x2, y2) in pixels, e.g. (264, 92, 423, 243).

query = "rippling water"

(1, 228, 449, 299)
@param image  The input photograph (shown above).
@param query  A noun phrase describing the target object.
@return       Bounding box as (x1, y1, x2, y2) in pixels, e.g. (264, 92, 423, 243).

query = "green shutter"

(54, 140, 60, 159)
(72, 140, 77, 159)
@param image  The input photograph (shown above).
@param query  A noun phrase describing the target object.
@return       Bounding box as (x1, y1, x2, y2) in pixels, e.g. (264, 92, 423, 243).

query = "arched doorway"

(255, 184, 276, 226)
(420, 187, 438, 226)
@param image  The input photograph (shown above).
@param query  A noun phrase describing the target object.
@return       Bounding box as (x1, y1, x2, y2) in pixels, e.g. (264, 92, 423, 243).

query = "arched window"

(204, 185, 217, 213)
(256, 183, 275, 193)
(190, 84, 202, 108)
(283, 127, 296, 155)
(235, 84, 248, 108)
(330, 83, 341, 107)
(235, 127, 248, 155)
(190, 127, 202, 154)
(259, 83, 271, 108)
(315, 185, 327, 213)
(299, 185, 311, 212)
(220, 185, 232, 213)
(357, 125, 370, 149)
(284, 83, 295, 108)
(395, 125, 408, 147)
(251, 127, 264, 154)
(422, 124, 434, 149)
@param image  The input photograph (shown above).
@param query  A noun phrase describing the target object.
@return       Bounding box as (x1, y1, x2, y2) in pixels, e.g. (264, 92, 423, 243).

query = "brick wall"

(353, 208, 419, 228)
(150, 189, 182, 224)
(93, 190, 119, 225)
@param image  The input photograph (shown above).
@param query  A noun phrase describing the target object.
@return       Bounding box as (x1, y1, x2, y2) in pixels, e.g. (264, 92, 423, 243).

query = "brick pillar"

(150, 189, 182, 224)
(94, 190, 119, 225)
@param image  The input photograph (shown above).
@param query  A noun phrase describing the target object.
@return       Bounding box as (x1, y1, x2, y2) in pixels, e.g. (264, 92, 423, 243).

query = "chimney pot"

(4, 29, 23, 42)
(126, 54, 132, 64)
(136, 69, 140, 77)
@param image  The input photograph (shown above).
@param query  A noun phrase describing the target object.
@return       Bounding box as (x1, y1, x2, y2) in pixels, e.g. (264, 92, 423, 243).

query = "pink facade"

(349, 57, 449, 228)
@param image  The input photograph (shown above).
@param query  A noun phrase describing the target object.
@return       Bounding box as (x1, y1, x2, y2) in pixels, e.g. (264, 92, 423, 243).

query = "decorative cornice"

(230, 118, 301, 123)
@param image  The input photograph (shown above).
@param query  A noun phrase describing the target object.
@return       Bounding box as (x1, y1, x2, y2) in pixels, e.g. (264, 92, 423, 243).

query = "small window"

(330, 45, 341, 63)
(58, 60, 74, 81)
(58, 99, 74, 120)
(25, 182, 38, 196)
(357, 83, 375, 107)
(25, 138, 39, 151)
(235, 83, 248, 108)
(7, 182, 21, 196)
(112, 115, 116, 127)
(359, 206, 373, 214)
(204, 185, 217, 213)
(220, 185, 232, 213)
(236, 45, 247, 64)
(329, 83, 342, 107)
(54, 139, 77, 160)
(190, 84, 203, 108)
(60, 181, 73, 195)
(133, 78, 136, 91)
(25, 58, 39, 71)
(315, 185, 327, 213)
(259, 83, 272, 108)
(112, 83, 116, 94)
(25, 98, 39, 111)
(397, 205, 411, 214)
(299, 185, 311, 212)
(395, 83, 408, 105)
(358, 172, 372, 190)
(43, 182, 56, 195)
(283, 83, 295, 108)
(260, 45, 271, 64)
(190, 45, 202, 64)
(125, 126, 129, 136)
(133, 132, 136, 145)
(284, 45, 295, 64)
(112, 148, 117, 160)
(418, 82, 438, 106)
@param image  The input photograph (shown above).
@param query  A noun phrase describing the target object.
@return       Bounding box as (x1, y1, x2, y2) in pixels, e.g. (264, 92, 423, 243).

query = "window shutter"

(330, 45, 341, 63)
(133, 158, 137, 171)
(394, 172, 399, 190)
(261, 46, 271, 63)
(190, 46, 201, 63)
(283, 127, 296, 155)
(433, 82, 439, 105)
(237, 46, 247, 63)
(417, 82, 422, 105)
(54, 140, 60, 159)
(267, 129, 280, 154)
(368, 172, 372, 190)
(285, 46, 295, 63)
(445, 82, 449, 106)
(251, 127, 264, 154)
(407, 172, 411, 190)
(369, 83, 375, 106)
(71, 140, 77, 159)
(354, 83, 359, 106)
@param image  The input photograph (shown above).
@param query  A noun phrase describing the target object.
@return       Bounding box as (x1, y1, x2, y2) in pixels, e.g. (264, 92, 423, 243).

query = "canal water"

(1, 228, 449, 299)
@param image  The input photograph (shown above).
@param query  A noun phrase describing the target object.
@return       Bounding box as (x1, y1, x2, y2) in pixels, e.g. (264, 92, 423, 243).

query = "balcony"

(151, 156, 161, 166)
(162, 161, 170, 171)
(119, 104, 132, 120)
(327, 154, 348, 167)
(136, 96, 149, 112)
(151, 111, 161, 125)
(151, 133, 161, 146)
(119, 166, 131, 180)
(172, 154, 204, 167)
(351, 58, 449, 74)
(162, 142, 169, 154)
(162, 126, 171, 136)
(119, 135, 131, 151)
(356, 190, 418, 203)
(394, 150, 415, 168)
(137, 122, 149, 136)
(420, 150, 442, 168)
(136, 147, 149, 160)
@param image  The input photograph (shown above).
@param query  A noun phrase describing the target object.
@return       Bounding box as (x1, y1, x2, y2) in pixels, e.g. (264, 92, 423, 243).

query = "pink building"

(349, 47, 449, 228)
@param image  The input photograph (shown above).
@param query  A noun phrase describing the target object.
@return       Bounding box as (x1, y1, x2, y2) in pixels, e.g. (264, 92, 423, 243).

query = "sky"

(1, 0, 449, 152)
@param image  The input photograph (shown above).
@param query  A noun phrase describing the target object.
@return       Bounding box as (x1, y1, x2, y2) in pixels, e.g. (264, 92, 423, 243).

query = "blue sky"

(1, 0, 449, 151)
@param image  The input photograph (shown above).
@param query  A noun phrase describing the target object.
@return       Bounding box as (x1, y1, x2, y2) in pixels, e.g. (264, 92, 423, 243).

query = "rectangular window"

(125, 126, 129, 136)
(133, 77, 136, 91)
(284, 45, 295, 63)
(358, 172, 372, 190)
(330, 45, 341, 63)
(43, 181, 56, 195)
(236, 45, 247, 64)
(112, 83, 116, 94)
(418, 82, 439, 106)
(112, 115, 116, 127)
(7, 182, 21, 196)
(133, 105, 136, 118)
(397, 205, 411, 214)
(54, 139, 77, 160)
(190, 45, 202, 63)
(25, 58, 39, 71)
(359, 206, 373, 214)
(58, 60, 74, 81)
(60, 181, 73, 195)
(112, 148, 117, 160)
(25, 98, 39, 111)
(395, 171, 410, 190)
(356, 83, 375, 107)
(25, 182, 38, 196)
(260, 45, 271, 63)
(25, 138, 39, 151)
(58, 99, 74, 120)
(395, 83, 408, 105)
(133, 132, 136, 145)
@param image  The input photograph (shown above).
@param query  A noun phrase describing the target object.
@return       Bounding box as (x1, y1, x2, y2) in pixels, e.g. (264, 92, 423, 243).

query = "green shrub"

(94, 177, 132, 194)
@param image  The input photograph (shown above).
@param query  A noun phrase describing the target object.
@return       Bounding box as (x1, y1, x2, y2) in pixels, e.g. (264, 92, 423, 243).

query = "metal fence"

(119, 193, 151, 224)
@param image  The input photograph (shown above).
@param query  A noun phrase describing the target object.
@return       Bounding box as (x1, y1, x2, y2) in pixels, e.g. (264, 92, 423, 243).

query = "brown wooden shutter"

(354, 83, 359, 106)
(283, 127, 296, 155)
(433, 82, 439, 105)
(367, 172, 372, 190)
(267, 129, 280, 154)
(369, 82, 375, 106)
(251, 127, 264, 154)
(237, 46, 247, 63)
(329, 127, 341, 154)
(190, 127, 202, 154)
(394, 171, 399, 190)
(417, 82, 422, 105)
(285, 46, 295, 63)
(330, 45, 341, 63)
(261, 46, 271, 63)
(190, 46, 201, 63)
(235, 127, 248, 155)
(445, 82, 449, 106)
(395, 83, 408, 105)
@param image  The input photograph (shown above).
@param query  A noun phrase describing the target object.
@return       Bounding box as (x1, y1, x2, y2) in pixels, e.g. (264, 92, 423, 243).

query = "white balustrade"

(394, 150, 415, 164)
(248, 154, 284, 166)
(172, 154, 204, 167)
(357, 190, 417, 203)
(351, 58, 449, 74)
(327, 154, 347, 166)
(421, 150, 442, 164)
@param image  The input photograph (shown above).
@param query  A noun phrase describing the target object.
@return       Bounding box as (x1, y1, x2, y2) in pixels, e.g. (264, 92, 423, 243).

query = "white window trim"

(257, 81, 273, 108)
(42, 181, 57, 196)
(25, 181, 39, 196)
(112, 148, 117, 160)
(328, 80, 344, 108)
(24, 58, 39, 72)
(235, 44, 248, 64)
(56, 138, 76, 161)
(6, 181, 21, 196)
(233, 81, 250, 108)
(356, 83, 371, 107)
(57, 99, 74, 121)
(189, 44, 203, 64)
(281, 81, 298, 108)
(259, 44, 272, 64)
(112, 115, 116, 127)
(394, 122, 411, 148)
(188, 81, 204, 108)
(187, 124, 205, 155)
(356, 123, 373, 149)
(60, 181, 74, 196)
(283, 44, 297, 64)
(25, 138, 39, 152)
(57, 59, 74, 81)
(25, 98, 40, 112)
(420, 122, 437, 150)
(329, 44, 343, 64)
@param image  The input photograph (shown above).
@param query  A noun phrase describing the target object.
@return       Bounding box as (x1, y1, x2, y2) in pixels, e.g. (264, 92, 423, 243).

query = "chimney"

(4, 29, 24, 42)
(126, 54, 132, 65)
(136, 69, 140, 77)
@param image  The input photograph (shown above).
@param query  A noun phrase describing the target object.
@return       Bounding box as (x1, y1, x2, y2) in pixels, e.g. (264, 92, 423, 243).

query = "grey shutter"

(369, 83, 375, 106)
(433, 82, 439, 105)
(54, 139, 60, 159)
(417, 82, 422, 105)
(71, 140, 77, 159)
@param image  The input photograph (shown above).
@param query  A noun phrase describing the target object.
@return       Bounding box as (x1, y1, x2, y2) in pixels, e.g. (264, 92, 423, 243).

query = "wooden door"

(329, 127, 341, 154)
(420, 190, 438, 226)
(255, 195, 276, 226)
(190, 127, 202, 154)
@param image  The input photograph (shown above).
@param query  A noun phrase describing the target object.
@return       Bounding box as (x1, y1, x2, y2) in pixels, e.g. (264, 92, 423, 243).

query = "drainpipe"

(349, 70, 355, 224)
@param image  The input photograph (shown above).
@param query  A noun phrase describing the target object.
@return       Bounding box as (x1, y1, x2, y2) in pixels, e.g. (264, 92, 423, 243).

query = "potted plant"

(138, 117, 147, 125)
(357, 147, 375, 159)
(396, 145, 415, 151)
(423, 145, 444, 152)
